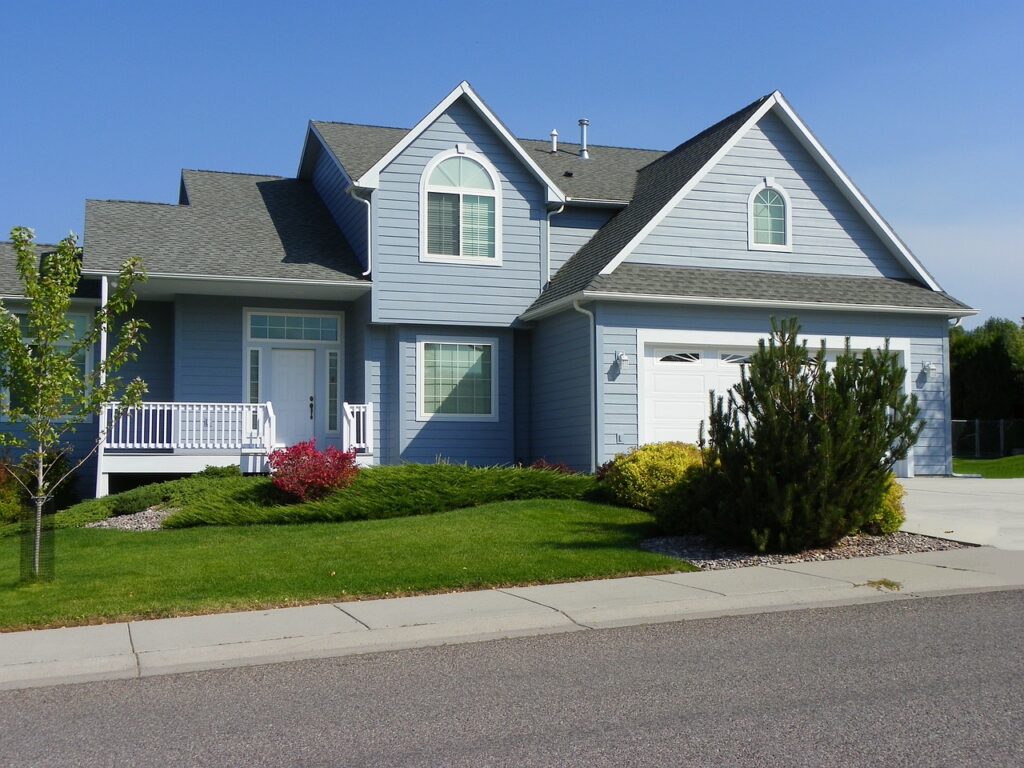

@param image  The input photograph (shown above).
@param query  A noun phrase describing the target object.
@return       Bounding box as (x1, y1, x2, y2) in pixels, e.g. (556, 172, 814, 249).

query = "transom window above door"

(421, 150, 501, 265)
(249, 313, 338, 341)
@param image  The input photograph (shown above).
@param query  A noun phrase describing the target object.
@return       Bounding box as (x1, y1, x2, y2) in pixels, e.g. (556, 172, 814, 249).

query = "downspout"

(572, 299, 598, 473)
(544, 204, 565, 284)
(347, 186, 372, 277)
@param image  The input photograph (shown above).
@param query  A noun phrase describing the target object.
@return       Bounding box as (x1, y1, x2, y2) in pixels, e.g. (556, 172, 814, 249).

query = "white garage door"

(642, 345, 754, 444)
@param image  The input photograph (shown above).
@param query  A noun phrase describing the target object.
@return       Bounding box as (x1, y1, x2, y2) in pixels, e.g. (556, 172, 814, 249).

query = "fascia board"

(355, 81, 566, 203)
(597, 95, 778, 276)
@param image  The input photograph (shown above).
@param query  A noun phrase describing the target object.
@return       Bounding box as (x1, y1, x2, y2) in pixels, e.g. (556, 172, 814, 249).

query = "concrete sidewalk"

(900, 477, 1024, 549)
(3, 546, 1023, 691)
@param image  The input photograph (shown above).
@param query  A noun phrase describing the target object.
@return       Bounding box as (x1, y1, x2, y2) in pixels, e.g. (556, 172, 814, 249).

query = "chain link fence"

(952, 419, 1024, 459)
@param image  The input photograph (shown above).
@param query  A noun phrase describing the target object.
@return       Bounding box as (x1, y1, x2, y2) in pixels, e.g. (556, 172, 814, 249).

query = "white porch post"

(98, 275, 109, 386)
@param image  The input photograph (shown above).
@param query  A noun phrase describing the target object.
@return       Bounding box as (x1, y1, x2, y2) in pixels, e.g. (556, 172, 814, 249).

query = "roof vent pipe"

(550, 128, 558, 153)
(578, 118, 590, 159)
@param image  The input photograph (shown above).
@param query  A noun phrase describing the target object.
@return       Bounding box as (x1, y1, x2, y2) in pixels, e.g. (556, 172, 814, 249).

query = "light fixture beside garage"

(615, 351, 630, 369)
(921, 361, 936, 378)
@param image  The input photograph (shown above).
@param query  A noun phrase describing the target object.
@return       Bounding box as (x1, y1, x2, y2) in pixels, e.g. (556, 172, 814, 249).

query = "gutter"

(544, 204, 565, 284)
(81, 270, 372, 288)
(571, 299, 598, 473)
(520, 290, 976, 322)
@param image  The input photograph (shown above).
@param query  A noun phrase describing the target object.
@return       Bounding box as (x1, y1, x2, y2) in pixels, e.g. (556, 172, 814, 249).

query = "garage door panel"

(651, 372, 706, 394)
(650, 398, 705, 422)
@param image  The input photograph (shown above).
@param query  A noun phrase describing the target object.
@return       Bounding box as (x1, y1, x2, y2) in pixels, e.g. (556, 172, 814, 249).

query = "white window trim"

(416, 335, 499, 422)
(747, 178, 793, 253)
(419, 148, 503, 267)
(1, 310, 94, 423)
(325, 349, 341, 435)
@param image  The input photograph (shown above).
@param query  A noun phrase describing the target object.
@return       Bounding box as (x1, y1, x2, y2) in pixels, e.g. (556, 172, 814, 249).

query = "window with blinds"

(423, 153, 499, 262)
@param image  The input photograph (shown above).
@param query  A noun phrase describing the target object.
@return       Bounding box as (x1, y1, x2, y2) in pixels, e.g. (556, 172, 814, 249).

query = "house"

(0, 82, 975, 497)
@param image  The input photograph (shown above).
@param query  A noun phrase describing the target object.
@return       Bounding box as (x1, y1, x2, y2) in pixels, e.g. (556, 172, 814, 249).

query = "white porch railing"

(343, 402, 374, 455)
(100, 401, 277, 452)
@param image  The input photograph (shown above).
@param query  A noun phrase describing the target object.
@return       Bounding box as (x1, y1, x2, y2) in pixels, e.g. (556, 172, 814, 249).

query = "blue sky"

(1, 0, 1020, 326)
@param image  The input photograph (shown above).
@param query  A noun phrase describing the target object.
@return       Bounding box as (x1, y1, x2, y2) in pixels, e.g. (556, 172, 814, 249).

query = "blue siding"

(549, 206, 615, 277)
(311, 144, 369, 271)
(365, 324, 398, 464)
(121, 301, 174, 401)
(530, 310, 593, 472)
(395, 325, 515, 465)
(627, 113, 909, 279)
(345, 293, 370, 404)
(595, 302, 951, 475)
(373, 98, 546, 325)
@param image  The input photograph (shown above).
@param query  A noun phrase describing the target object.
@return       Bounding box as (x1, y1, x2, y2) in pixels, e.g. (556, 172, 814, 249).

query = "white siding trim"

(356, 81, 565, 204)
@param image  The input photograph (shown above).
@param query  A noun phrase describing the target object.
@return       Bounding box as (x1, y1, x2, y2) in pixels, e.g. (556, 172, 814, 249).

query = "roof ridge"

(517, 137, 666, 153)
(181, 168, 285, 180)
(86, 198, 181, 207)
(312, 119, 410, 132)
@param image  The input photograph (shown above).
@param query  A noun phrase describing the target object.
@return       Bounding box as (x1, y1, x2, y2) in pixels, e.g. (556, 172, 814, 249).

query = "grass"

(0, 499, 691, 631)
(953, 455, 1024, 478)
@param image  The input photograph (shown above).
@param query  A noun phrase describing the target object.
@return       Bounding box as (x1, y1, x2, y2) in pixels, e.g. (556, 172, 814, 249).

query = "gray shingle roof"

(528, 96, 771, 314)
(586, 264, 972, 312)
(0, 241, 56, 297)
(85, 170, 366, 283)
(309, 121, 665, 203)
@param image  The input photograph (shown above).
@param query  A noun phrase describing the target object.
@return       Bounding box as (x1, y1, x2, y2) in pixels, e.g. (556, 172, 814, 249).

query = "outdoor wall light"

(615, 351, 630, 368)
(921, 361, 936, 378)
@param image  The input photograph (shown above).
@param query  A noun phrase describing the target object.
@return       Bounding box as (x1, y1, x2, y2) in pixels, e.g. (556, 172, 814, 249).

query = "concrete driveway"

(899, 477, 1024, 550)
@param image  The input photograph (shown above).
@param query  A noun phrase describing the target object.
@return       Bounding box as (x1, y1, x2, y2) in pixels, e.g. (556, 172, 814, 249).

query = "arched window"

(748, 180, 792, 251)
(421, 150, 501, 264)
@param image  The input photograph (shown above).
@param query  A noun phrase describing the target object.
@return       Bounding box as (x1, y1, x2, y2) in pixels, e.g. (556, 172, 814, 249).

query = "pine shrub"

(697, 317, 921, 553)
(602, 442, 703, 510)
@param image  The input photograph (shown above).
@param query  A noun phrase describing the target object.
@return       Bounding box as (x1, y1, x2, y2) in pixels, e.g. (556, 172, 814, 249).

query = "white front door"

(270, 348, 315, 445)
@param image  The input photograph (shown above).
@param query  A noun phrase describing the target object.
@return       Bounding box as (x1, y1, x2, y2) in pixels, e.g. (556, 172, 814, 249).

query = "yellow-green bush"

(601, 442, 703, 511)
(861, 475, 906, 535)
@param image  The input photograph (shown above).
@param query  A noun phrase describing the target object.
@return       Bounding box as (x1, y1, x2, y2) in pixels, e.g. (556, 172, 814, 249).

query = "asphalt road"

(2, 591, 1023, 767)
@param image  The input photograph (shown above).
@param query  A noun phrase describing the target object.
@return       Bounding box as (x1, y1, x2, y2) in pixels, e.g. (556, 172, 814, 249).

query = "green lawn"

(953, 455, 1024, 478)
(0, 499, 691, 631)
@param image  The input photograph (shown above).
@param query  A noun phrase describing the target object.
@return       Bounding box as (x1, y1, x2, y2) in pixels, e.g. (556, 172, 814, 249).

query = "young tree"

(0, 226, 147, 578)
(700, 317, 921, 553)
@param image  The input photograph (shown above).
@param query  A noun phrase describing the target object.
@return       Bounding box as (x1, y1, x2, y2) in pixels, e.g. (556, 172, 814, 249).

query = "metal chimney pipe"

(578, 118, 590, 159)
(550, 128, 558, 153)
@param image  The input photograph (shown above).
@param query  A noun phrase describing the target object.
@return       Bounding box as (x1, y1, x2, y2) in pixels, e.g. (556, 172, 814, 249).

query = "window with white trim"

(421, 151, 501, 263)
(418, 338, 497, 420)
(748, 180, 792, 251)
(327, 351, 340, 433)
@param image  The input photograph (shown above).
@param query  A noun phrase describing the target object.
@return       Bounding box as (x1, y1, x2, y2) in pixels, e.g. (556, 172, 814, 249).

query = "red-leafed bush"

(529, 458, 576, 474)
(267, 440, 359, 501)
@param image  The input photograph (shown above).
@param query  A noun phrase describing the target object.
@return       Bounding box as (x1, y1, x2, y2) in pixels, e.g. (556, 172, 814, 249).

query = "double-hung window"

(421, 151, 501, 264)
(417, 337, 498, 421)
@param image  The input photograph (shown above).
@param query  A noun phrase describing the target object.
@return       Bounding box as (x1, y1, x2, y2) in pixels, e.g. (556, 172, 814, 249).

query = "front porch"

(95, 400, 373, 497)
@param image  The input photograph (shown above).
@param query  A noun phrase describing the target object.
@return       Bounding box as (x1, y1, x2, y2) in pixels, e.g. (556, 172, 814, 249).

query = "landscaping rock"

(641, 531, 971, 570)
(85, 507, 175, 531)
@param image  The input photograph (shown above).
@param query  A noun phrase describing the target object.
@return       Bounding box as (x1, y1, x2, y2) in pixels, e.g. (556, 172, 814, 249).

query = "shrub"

(529, 458, 575, 474)
(267, 440, 359, 501)
(110, 482, 173, 517)
(0, 464, 26, 525)
(601, 442, 703, 511)
(861, 475, 906, 535)
(164, 462, 599, 528)
(194, 464, 242, 479)
(701, 317, 921, 553)
(652, 455, 722, 536)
